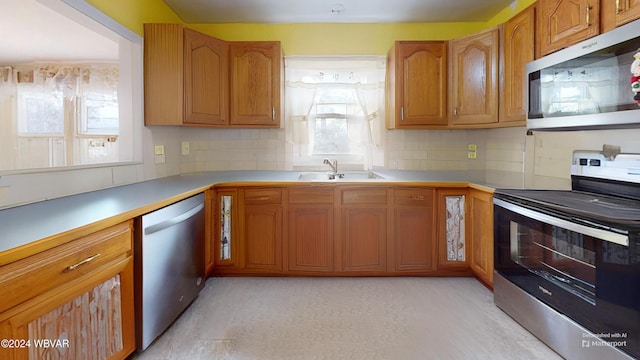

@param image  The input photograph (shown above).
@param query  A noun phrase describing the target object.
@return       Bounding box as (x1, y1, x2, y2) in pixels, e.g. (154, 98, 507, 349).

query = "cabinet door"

(0, 258, 135, 360)
(391, 189, 436, 273)
(386, 41, 448, 128)
(143, 23, 184, 126)
(230, 42, 282, 127)
(288, 188, 334, 273)
(242, 189, 283, 272)
(213, 189, 239, 271)
(449, 27, 499, 125)
(615, 0, 640, 26)
(340, 207, 387, 273)
(289, 205, 334, 273)
(469, 189, 494, 287)
(537, 0, 599, 56)
(500, 5, 535, 124)
(184, 28, 229, 126)
(437, 189, 470, 270)
(337, 188, 388, 273)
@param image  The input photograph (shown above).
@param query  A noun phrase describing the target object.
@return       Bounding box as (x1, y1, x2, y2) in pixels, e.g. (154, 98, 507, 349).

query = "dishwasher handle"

(144, 202, 204, 236)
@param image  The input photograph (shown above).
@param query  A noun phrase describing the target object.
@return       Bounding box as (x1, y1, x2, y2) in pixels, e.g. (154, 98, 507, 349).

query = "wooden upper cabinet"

(537, 0, 600, 57)
(602, 0, 640, 31)
(386, 41, 448, 129)
(144, 24, 183, 126)
(184, 28, 229, 126)
(144, 24, 228, 126)
(230, 42, 283, 127)
(499, 5, 535, 125)
(616, 0, 640, 25)
(449, 27, 500, 125)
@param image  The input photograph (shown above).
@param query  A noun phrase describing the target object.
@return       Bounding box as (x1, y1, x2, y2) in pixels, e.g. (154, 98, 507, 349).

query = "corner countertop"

(0, 169, 491, 263)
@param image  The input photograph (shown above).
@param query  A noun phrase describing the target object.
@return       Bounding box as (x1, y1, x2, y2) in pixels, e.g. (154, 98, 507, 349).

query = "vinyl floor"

(131, 277, 563, 360)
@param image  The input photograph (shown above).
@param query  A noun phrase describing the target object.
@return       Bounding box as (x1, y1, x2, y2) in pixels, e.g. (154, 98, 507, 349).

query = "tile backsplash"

(156, 123, 640, 190)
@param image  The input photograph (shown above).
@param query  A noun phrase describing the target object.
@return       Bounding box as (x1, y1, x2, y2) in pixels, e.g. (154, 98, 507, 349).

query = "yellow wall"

(87, 0, 536, 55)
(487, 0, 536, 26)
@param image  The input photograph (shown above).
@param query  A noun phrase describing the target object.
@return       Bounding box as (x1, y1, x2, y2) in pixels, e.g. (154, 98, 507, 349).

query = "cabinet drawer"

(244, 188, 283, 204)
(0, 221, 132, 314)
(289, 188, 334, 204)
(394, 189, 434, 206)
(341, 188, 387, 205)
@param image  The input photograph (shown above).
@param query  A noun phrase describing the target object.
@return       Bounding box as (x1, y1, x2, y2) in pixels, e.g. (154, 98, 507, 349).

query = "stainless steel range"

(493, 149, 640, 360)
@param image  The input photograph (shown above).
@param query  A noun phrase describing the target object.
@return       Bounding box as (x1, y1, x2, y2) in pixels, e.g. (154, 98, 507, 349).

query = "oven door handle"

(494, 198, 629, 247)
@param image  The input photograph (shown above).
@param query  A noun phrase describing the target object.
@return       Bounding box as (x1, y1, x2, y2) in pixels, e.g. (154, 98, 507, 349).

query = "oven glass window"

(510, 221, 596, 305)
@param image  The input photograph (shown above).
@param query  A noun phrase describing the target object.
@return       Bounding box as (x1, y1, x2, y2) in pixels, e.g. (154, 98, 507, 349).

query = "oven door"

(494, 198, 640, 359)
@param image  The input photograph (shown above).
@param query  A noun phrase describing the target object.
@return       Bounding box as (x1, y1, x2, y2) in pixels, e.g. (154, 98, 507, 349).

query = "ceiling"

(162, 0, 516, 24)
(0, 0, 118, 64)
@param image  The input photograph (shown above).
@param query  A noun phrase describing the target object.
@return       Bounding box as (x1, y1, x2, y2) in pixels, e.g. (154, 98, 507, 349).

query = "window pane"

(313, 117, 350, 154)
(83, 95, 119, 134)
(20, 91, 64, 134)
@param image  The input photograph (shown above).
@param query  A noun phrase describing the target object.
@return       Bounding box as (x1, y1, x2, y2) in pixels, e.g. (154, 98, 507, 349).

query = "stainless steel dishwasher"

(134, 193, 205, 351)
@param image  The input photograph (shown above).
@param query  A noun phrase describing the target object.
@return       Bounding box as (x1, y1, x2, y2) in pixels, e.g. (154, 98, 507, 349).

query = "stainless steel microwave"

(527, 18, 640, 130)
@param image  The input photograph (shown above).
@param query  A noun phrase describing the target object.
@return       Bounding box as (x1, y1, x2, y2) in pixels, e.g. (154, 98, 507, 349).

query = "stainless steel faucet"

(323, 158, 338, 173)
(322, 158, 343, 179)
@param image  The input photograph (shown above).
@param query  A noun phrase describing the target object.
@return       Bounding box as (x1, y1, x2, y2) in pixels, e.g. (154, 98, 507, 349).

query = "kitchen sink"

(297, 171, 385, 181)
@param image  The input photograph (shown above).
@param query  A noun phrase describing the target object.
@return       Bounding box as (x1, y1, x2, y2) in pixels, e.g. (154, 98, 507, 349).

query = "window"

(285, 56, 386, 170)
(0, 0, 142, 173)
(7, 63, 121, 169)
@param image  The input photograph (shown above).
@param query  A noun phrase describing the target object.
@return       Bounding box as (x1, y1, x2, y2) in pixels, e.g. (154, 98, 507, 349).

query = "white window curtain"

(285, 56, 386, 170)
(0, 62, 120, 170)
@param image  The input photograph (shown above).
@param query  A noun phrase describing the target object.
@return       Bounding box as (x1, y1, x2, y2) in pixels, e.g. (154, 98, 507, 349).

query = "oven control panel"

(572, 150, 640, 183)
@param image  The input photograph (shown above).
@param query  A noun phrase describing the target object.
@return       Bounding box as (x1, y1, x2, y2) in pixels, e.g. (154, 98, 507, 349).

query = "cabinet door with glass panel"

(213, 188, 242, 271)
(437, 189, 471, 272)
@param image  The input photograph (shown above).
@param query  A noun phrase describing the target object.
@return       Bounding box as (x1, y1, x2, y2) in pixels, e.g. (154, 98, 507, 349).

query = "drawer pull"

(409, 195, 425, 201)
(64, 253, 101, 272)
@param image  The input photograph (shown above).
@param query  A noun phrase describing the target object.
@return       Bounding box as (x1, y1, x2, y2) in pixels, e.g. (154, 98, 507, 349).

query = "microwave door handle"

(493, 198, 629, 247)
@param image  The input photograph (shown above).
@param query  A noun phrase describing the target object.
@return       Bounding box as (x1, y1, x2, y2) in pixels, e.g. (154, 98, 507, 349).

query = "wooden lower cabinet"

(436, 189, 472, 274)
(0, 222, 135, 360)
(241, 188, 284, 272)
(469, 188, 494, 287)
(288, 187, 334, 273)
(390, 188, 436, 273)
(212, 184, 491, 278)
(337, 188, 388, 273)
(339, 207, 388, 273)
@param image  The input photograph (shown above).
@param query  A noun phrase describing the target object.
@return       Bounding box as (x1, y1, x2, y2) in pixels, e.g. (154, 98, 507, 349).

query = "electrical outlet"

(468, 144, 477, 151)
(468, 151, 477, 159)
(181, 141, 190, 155)
(154, 145, 165, 155)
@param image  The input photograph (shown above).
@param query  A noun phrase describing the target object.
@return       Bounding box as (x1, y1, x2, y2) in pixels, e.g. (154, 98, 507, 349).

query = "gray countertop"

(0, 169, 487, 256)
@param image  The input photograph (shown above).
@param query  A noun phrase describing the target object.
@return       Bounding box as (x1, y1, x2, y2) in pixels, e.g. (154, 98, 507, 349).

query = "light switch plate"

(181, 141, 190, 155)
